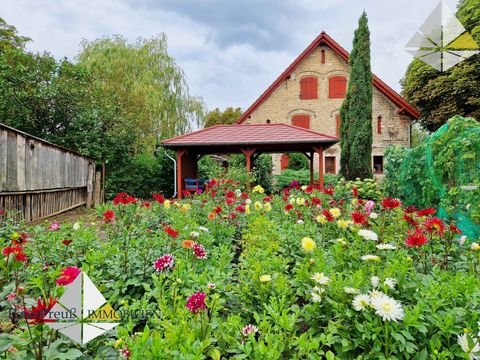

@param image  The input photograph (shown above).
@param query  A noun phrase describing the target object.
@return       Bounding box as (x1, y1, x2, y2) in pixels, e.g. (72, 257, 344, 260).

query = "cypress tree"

(339, 11, 373, 180)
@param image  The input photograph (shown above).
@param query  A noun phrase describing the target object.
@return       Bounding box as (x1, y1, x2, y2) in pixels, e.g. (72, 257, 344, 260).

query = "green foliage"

(401, 0, 480, 131)
(273, 170, 338, 191)
(2, 183, 480, 358)
(105, 151, 175, 199)
(78, 34, 205, 152)
(204, 107, 242, 128)
(384, 115, 480, 238)
(287, 153, 309, 170)
(339, 11, 373, 180)
(0, 17, 30, 50)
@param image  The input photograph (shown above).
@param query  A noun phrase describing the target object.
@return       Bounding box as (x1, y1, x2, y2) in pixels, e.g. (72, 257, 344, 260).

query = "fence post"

(94, 171, 102, 205)
(86, 162, 94, 208)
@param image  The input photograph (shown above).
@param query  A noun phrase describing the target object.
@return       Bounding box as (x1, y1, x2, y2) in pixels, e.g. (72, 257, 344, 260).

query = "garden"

(1, 177, 480, 359)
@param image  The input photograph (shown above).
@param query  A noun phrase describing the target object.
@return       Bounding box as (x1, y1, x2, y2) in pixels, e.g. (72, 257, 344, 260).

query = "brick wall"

(243, 46, 412, 176)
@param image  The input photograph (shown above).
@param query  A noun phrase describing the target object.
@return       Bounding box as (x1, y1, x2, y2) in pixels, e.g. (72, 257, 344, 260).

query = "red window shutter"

(280, 154, 289, 170)
(329, 76, 347, 98)
(377, 116, 382, 134)
(300, 77, 318, 99)
(292, 114, 310, 129)
(335, 114, 341, 137)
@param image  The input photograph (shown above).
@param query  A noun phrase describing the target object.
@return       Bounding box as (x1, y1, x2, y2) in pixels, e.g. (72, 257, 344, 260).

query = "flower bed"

(1, 181, 480, 359)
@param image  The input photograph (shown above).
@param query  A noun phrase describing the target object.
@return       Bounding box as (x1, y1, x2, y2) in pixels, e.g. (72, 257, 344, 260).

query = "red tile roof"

(237, 31, 420, 124)
(162, 123, 338, 147)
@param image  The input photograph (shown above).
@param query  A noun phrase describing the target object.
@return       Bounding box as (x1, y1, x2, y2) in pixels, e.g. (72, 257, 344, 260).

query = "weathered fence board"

(0, 123, 97, 222)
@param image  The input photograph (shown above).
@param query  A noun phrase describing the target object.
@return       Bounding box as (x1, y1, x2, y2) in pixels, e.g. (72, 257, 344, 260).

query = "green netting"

(385, 115, 480, 240)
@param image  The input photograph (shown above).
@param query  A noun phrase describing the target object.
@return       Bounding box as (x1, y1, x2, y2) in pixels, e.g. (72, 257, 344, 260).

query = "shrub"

(286, 153, 309, 170)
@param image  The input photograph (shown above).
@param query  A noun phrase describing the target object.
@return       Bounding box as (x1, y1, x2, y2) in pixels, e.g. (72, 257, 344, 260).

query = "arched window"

(328, 76, 347, 98)
(377, 116, 382, 134)
(321, 49, 326, 64)
(292, 114, 310, 129)
(300, 77, 318, 99)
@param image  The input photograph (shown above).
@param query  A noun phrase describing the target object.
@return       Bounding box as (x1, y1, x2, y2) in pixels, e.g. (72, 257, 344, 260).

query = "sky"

(0, 0, 458, 112)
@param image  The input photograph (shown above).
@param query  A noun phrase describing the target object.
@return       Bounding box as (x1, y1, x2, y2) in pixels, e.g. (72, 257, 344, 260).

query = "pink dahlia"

(193, 243, 207, 259)
(49, 222, 60, 231)
(153, 254, 174, 272)
(56, 267, 81, 286)
(186, 291, 207, 313)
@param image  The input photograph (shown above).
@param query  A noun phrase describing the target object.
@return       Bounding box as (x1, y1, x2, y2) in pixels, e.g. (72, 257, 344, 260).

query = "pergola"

(162, 123, 338, 198)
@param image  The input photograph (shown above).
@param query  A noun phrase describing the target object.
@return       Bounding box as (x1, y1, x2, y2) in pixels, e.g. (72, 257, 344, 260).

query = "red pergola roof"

(237, 31, 420, 124)
(162, 123, 338, 147)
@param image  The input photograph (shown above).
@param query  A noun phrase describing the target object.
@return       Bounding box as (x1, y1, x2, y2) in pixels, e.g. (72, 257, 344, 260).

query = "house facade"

(236, 32, 420, 176)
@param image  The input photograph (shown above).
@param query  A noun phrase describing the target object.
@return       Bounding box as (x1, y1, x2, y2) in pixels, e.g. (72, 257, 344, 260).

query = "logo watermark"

(406, 1, 479, 71)
(9, 271, 160, 345)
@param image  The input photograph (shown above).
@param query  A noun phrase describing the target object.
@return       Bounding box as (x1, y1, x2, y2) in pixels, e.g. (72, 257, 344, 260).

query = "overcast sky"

(1, 0, 457, 111)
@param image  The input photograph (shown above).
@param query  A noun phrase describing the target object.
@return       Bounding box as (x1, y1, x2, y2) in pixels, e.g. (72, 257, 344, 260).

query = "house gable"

(237, 31, 419, 124)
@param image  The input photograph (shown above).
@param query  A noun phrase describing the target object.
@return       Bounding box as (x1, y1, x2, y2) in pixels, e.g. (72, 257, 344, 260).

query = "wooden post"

(24, 194, 31, 222)
(86, 162, 94, 208)
(177, 149, 186, 199)
(240, 148, 256, 192)
(309, 151, 314, 185)
(94, 171, 102, 205)
(313, 146, 324, 189)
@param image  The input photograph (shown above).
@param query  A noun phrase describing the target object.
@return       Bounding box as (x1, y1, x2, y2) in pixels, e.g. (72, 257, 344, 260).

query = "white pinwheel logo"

(406, 1, 479, 71)
(44, 271, 119, 345)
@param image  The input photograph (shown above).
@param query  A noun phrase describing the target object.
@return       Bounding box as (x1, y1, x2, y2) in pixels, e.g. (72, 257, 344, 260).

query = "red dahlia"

(24, 297, 57, 324)
(152, 193, 165, 204)
(185, 291, 207, 313)
(2, 245, 28, 262)
(424, 217, 446, 236)
(416, 208, 436, 217)
(103, 209, 116, 223)
(164, 226, 179, 238)
(322, 209, 334, 222)
(405, 229, 429, 247)
(381, 197, 402, 210)
(449, 224, 462, 234)
(285, 204, 293, 212)
(351, 211, 368, 225)
(153, 254, 174, 272)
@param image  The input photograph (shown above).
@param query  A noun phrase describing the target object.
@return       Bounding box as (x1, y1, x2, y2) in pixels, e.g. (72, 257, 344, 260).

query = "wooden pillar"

(240, 148, 256, 192)
(309, 151, 314, 185)
(313, 146, 324, 189)
(177, 149, 186, 199)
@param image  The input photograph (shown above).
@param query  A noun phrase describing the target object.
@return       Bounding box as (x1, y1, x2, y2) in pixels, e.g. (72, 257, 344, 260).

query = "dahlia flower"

(370, 294, 405, 322)
(457, 333, 480, 358)
(376, 243, 397, 250)
(259, 274, 272, 283)
(384, 278, 397, 290)
(344, 287, 359, 294)
(311, 272, 330, 285)
(361, 254, 380, 262)
(242, 324, 259, 336)
(185, 291, 207, 313)
(56, 267, 81, 286)
(352, 294, 371, 311)
(193, 243, 207, 259)
(371, 276, 380, 288)
(358, 229, 378, 241)
(301, 237, 316, 252)
(153, 254, 174, 272)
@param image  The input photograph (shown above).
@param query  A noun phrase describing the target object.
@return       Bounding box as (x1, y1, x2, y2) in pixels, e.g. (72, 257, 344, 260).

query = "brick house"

(236, 32, 420, 176)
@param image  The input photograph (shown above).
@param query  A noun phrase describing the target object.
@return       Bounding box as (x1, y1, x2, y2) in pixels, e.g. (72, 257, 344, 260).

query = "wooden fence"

(0, 123, 99, 222)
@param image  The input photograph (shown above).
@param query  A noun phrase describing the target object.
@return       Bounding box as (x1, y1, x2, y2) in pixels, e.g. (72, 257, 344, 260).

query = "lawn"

(1, 179, 480, 359)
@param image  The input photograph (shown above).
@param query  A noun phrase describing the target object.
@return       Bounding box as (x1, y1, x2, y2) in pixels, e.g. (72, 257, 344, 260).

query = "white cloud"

(0, 0, 460, 110)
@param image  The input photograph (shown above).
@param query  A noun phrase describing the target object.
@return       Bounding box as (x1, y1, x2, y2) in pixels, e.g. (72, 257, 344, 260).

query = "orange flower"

(182, 240, 195, 249)
(208, 212, 216, 220)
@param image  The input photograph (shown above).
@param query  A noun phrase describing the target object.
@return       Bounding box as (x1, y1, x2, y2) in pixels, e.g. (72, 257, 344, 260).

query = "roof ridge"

(236, 31, 419, 123)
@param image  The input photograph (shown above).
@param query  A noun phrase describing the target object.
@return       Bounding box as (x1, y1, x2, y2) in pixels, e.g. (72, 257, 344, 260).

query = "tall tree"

(0, 17, 30, 50)
(339, 11, 373, 180)
(204, 107, 242, 128)
(401, 0, 480, 131)
(77, 34, 205, 152)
